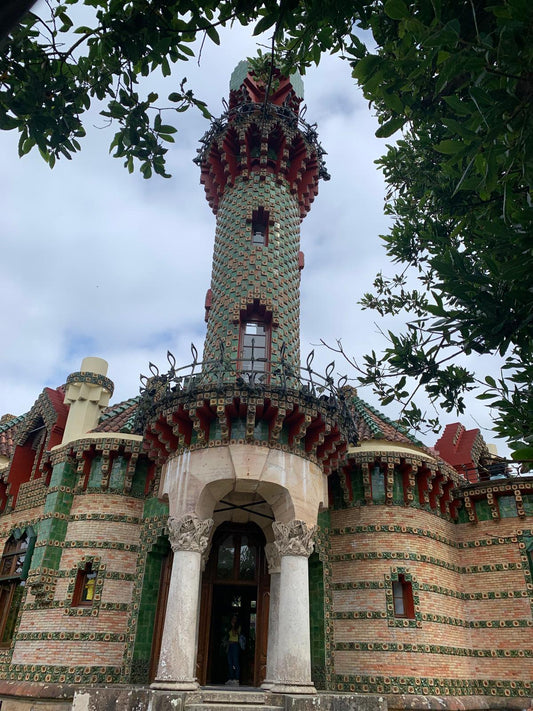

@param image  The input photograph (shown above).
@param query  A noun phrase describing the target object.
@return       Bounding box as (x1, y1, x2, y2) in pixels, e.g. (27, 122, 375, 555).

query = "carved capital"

(167, 514, 213, 554)
(273, 520, 315, 558)
(264, 542, 281, 574)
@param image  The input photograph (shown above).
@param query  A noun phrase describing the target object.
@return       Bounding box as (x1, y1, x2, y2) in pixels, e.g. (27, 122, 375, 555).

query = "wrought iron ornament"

(136, 340, 359, 447)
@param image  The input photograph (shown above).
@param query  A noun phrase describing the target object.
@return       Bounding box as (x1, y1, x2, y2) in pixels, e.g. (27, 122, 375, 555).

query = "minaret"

(145, 60, 349, 695)
(197, 60, 325, 379)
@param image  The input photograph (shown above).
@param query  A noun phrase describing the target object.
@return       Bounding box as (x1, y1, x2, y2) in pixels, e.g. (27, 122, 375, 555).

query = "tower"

(143, 59, 350, 694)
(198, 59, 326, 380)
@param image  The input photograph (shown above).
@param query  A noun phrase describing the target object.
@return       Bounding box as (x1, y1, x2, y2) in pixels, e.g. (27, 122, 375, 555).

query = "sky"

(0, 16, 507, 454)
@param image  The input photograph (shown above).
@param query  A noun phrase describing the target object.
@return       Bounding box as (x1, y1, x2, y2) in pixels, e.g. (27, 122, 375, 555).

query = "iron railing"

(193, 100, 330, 181)
(137, 341, 358, 444)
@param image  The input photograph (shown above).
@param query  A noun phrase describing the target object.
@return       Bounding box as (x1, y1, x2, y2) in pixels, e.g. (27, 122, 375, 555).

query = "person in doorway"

(225, 613, 241, 685)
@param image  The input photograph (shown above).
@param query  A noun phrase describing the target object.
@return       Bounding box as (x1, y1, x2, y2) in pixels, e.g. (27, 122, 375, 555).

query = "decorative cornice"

(49, 436, 143, 465)
(142, 384, 349, 476)
(66, 372, 114, 396)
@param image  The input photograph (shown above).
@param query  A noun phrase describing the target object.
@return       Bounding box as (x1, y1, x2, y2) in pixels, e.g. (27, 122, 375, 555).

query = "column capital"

(264, 541, 282, 574)
(273, 519, 315, 558)
(167, 513, 213, 554)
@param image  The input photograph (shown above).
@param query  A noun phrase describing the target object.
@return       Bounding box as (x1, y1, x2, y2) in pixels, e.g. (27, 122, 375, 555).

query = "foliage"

(346, 0, 533, 456)
(277, 0, 533, 455)
(0, 0, 281, 176)
(2, 0, 532, 453)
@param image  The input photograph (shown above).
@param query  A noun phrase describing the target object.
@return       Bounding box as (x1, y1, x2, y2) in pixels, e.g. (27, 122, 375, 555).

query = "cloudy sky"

(0, 17, 506, 453)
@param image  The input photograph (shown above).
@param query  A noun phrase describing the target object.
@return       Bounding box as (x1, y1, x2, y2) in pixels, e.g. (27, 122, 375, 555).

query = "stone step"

(184, 689, 284, 711)
(186, 705, 283, 711)
(188, 690, 273, 704)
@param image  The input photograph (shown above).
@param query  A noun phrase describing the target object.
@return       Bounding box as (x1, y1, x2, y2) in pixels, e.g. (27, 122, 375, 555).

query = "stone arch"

(196, 477, 294, 529)
(159, 444, 326, 528)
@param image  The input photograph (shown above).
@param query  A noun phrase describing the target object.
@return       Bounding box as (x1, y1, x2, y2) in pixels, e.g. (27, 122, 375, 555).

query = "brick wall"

(327, 503, 532, 699)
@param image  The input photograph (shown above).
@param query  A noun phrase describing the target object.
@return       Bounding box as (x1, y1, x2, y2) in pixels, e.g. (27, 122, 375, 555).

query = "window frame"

(238, 318, 271, 380)
(392, 574, 414, 619)
(72, 562, 97, 607)
(250, 207, 270, 246)
(0, 529, 34, 646)
(386, 568, 420, 628)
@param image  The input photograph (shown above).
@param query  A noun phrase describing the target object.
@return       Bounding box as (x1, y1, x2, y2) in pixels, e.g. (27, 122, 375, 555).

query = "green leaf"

(375, 117, 405, 138)
(253, 14, 277, 36)
(511, 447, 533, 461)
(351, 54, 381, 83)
(384, 0, 409, 20)
(0, 114, 19, 130)
(382, 91, 404, 113)
(434, 140, 464, 154)
(158, 125, 177, 134)
(205, 24, 220, 45)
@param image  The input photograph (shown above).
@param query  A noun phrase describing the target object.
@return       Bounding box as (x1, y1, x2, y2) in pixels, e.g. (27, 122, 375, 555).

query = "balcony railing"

(137, 341, 359, 444)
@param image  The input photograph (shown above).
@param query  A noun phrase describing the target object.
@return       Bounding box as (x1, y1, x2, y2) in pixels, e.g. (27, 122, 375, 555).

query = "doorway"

(197, 522, 270, 686)
(209, 584, 257, 685)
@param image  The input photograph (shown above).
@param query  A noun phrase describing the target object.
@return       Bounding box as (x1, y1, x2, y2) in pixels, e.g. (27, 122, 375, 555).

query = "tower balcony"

(194, 98, 330, 219)
(136, 345, 357, 476)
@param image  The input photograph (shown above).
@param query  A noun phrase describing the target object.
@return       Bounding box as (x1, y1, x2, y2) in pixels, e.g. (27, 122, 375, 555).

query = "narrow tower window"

(73, 562, 97, 607)
(392, 574, 414, 618)
(251, 207, 269, 246)
(240, 322, 268, 373)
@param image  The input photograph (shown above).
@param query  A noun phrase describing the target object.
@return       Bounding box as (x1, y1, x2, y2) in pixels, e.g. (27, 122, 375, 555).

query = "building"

(0, 61, 531, 711)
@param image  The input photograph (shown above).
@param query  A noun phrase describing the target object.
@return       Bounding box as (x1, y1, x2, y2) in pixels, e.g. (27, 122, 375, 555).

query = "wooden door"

(197, 522, 270, 687)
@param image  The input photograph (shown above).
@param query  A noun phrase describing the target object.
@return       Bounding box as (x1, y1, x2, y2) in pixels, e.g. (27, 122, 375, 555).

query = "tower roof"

(229, 59, 304, 101)
(351, 396, 425, 448)
(195, 58, 328, 218)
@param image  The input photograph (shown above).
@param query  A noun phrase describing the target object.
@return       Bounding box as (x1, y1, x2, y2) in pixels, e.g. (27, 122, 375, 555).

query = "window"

(72, 562, 97, 607)
(392, 574, 414, 618)
(0, 534, 28, 579)
(215, 532, 257, 582)
(370, 464, 385, 503)
(251, 207, 269, 246)
(0, 531, 33, 646)
(240, 322, 268, 373)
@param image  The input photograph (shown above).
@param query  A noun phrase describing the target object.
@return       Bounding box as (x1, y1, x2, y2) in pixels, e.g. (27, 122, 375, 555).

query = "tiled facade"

(203, 172, 302, 373)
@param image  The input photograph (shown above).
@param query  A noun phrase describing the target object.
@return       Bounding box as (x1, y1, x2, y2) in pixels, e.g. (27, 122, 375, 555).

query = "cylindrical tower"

(197, 60, 326, 379)
(142, 61, 351, 695)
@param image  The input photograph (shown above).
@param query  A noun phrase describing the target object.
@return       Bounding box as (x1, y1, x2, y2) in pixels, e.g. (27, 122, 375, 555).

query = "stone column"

(271, 520, 316, 694)
(261, 542, 281, 689)
(151, 513, 213, 691)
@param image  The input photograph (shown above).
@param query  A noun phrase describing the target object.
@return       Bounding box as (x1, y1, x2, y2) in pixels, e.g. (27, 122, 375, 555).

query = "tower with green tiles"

(197, 59, 327, 379)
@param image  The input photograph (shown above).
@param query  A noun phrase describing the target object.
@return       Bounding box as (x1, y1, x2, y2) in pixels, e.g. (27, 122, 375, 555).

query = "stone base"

(270, 683, 317, 695)
(150, 679, 199, 691)
(1, 684, 531, 711)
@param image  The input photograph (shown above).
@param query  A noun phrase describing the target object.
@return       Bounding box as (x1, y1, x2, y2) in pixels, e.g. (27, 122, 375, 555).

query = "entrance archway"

(197, 521, 270, 686)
